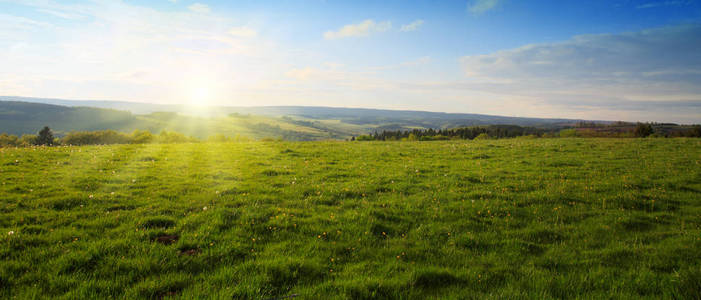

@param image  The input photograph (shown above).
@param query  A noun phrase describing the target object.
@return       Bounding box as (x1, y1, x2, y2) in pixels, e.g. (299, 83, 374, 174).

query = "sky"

(1, 0, 700, 123)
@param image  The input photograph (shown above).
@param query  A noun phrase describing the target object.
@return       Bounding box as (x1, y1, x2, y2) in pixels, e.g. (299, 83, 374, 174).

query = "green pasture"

(1, 138, 700, 299)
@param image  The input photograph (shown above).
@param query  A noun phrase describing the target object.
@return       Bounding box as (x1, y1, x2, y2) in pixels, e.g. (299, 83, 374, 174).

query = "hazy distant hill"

(1, 96, 593, 129)
(0, 101, 343, 140)
(0, 96, 612, 140)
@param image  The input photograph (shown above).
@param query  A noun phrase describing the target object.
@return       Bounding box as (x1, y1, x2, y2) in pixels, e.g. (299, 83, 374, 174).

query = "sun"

(188, 86, 212, 107)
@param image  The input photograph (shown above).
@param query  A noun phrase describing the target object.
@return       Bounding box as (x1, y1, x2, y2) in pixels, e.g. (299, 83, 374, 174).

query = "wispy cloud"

(229, 26, 257, 37)
(459, 24, 701, 122)
(400, 19, 424, 32)
(324, 19, 391, 40)
(188, 3, 210, 14)
(467, 0, 502, 15)
(636, 1, 691, 9)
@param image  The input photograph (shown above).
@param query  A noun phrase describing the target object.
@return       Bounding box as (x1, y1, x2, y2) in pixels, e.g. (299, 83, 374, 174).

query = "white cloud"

(323, 19, 391, 40)
(0, 0, 286, 105)
(459, 24, 701, 122)
(400, 19, 424, 32)
(229, 26, 257, 37)
(188, 3, 210, 14)
(467, 0, 502, 15)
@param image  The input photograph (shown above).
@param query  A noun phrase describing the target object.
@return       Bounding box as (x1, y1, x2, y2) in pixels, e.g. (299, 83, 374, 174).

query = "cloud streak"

(229, 26, 257, 37)
(400, 20, 424, 32)
(636, 1, 691, 9)
(467, 0, 502, 15)
(188, 3, 210, 14)
(324, 19, 391, 40)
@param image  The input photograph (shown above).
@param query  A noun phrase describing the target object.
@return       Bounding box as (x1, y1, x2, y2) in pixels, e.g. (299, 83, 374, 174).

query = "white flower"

(8, 231, 14, 235)
(203, 206, 208, 211)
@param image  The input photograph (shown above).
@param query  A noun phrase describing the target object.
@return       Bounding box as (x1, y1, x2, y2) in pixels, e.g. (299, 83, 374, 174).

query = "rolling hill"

(1, 96, 604, 140)
(0, 101, 342, 140)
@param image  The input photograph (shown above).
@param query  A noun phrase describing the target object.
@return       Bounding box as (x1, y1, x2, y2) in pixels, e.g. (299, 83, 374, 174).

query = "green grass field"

(1, 139, 700, 299)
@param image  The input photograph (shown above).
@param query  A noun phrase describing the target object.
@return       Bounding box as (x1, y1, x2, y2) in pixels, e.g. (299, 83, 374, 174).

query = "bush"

(0, 133, 20, 147)
(559, 129, 577, 138)
(62, 130, 132, 145)
(419, 135, 449, 141)
(473, 133, 490, 140)
(131, 130, 154, 144)
(356, 135, 375, 141)
(60, 130, 198, 145)
(634, 123, 654, 137)
(19, 135, 38, 146)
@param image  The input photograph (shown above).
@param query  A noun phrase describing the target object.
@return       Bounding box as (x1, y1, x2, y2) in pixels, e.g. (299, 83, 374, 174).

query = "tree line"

(0, 127, 203, 147)
(352, 125, 552, 141)
(351, 123, 701, 141)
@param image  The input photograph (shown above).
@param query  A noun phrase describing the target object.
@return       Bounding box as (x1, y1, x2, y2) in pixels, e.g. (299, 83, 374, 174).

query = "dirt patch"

(154, 234, 179, 245)
(178, 248, 201, 256)
(156, 290, 179, 300)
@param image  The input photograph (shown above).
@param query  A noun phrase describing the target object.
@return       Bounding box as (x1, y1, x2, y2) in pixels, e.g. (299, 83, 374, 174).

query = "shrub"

(473, 133, 490, 140)
(356, 135, 375, 141)
(559, 129, 577, 138)
(131, 130, 154, 144)
(634, 123, 654, 137)
(19, 135, 38, 146)
(0, 133, 20, 147)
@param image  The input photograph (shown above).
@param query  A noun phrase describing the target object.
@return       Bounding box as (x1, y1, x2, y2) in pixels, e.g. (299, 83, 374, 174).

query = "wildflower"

(89, 194, 94, 199)
(203, 206, 208, 211)
(8, 231, 14, 235)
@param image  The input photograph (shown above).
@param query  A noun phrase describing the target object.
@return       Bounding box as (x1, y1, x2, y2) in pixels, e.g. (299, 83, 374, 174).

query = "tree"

(634, 123, 654, 137)
(36, 126, 54, 145)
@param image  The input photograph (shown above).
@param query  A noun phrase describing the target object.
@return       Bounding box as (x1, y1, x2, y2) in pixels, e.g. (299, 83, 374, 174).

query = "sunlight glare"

(188, 86, 212, 107)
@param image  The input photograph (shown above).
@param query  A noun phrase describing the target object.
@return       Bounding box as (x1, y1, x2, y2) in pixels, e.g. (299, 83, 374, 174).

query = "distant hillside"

(1, 96, 598, 130)
(0, 101, 344, 140)
(0, 96, 179, 115)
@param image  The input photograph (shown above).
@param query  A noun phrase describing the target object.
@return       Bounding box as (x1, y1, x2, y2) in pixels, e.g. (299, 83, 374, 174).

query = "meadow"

(1, 138, 700, 299)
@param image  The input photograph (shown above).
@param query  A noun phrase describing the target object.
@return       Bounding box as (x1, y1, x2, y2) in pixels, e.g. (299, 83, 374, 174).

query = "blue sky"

(1, 0, 700, 122)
